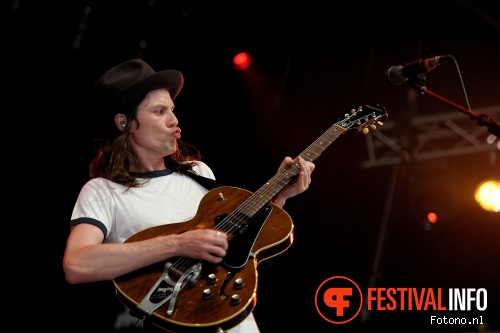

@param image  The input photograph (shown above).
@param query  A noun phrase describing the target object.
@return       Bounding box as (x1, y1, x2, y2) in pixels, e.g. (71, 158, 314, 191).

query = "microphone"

(384, 55, 452, 85)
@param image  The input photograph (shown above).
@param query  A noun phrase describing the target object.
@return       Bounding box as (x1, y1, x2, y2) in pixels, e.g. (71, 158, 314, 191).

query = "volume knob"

(207, 273, 217, 285)
(203, 289, 213, 299)
(233, 278, 243, 290)
(230, 294, 241, 305)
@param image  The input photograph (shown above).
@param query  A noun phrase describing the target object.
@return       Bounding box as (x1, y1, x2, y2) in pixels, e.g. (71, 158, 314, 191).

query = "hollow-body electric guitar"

(113, 103, 387, 333)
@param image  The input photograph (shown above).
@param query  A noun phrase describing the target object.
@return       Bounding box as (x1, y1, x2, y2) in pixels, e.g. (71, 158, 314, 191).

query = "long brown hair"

(88, 95, 201, 188)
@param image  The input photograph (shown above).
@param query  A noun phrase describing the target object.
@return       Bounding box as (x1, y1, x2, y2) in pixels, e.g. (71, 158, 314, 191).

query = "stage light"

(422, 211, 439, 231)
(427, 212, 438, 224)
(475, 179, 500, 213)
(233, 51, 252, 70)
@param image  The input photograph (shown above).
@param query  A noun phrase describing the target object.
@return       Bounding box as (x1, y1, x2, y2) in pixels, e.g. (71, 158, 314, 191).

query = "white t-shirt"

(70, 161, 260, 333)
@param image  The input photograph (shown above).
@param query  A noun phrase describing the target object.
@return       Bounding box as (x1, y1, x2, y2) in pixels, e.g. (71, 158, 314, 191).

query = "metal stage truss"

(361, 105, 500, 168)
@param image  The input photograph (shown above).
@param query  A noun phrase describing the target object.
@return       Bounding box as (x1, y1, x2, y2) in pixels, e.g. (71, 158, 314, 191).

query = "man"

(63, 59, 315, 332)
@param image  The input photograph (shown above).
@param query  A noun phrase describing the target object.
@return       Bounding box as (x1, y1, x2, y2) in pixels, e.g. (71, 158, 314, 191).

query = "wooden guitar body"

(114, 186, 294, 333)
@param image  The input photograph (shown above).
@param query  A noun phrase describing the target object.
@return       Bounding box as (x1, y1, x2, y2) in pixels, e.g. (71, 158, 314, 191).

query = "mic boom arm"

(409, 82, 500, 138)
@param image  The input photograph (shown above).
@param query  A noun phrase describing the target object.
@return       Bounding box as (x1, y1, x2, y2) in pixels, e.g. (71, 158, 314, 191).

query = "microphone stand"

(407, 75, 500, 138)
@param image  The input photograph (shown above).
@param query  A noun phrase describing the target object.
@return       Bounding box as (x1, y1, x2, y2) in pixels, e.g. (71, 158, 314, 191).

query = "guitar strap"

(180, 169, 226, 191)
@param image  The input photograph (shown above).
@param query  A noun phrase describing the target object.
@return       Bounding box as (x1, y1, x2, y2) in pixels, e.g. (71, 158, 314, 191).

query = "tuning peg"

(351, 109, 356, 114)
(377, 121, 383, 126)
(370, 124, 376, 129)
(363, 128, 369, 134)
(345, 113, 349, 118)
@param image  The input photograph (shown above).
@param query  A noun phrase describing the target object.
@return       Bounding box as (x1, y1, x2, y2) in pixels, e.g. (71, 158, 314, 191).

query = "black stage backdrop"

(11, 1, 500, 332)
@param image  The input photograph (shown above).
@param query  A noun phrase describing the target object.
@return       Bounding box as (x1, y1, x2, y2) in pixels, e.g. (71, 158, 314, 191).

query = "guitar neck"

(237, 103, 387, 217)
(239, 123, 346, 217)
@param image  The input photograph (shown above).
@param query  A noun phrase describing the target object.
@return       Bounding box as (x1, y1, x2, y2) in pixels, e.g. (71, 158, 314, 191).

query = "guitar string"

(167, 107, 381, 276)
(218, 126, 344, 231)
(215, 110, 384, 240)
(197, 108, 386, 273)
(168, 124, 346, 276)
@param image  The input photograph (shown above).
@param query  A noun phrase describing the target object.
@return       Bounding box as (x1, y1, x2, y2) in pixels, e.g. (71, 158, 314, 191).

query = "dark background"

(10, 1, 499, 332)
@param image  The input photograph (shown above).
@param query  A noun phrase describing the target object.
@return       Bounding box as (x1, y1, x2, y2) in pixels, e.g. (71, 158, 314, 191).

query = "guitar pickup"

(214, 214, 249, 234)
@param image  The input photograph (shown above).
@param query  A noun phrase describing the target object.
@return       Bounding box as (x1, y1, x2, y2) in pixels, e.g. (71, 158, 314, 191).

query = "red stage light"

(427, 212, 438, 224)
(233, 51, 252, 70)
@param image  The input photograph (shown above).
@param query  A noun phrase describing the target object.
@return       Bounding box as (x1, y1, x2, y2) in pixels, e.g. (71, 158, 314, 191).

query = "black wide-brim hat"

(84, 59, 184, 138)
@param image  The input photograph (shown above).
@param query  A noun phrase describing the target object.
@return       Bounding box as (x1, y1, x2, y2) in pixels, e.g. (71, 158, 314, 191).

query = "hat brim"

(84, 69, 184, 139)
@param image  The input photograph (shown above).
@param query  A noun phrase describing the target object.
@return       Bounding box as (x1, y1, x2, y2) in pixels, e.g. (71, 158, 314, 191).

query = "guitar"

(113, 103, 387, 332)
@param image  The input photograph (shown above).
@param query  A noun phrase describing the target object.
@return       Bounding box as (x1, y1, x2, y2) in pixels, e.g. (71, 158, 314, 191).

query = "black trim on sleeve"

(70, 217, 108, 239)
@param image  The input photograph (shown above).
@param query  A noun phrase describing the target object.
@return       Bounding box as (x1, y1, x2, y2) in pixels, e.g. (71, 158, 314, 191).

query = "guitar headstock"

(339, 103, 388, 133)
